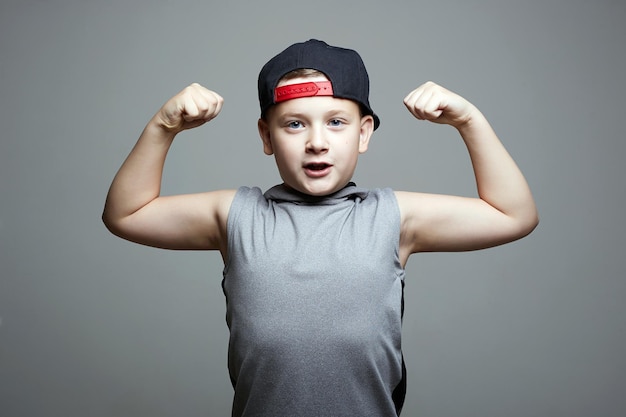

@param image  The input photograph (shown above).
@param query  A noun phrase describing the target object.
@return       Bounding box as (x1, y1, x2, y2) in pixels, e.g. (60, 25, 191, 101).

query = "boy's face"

(258, 75, 374, 196)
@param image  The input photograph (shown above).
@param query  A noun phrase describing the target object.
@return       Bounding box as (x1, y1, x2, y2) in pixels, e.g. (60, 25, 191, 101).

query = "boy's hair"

(258, 39, 380, 129)
(280, 68, 326, 82)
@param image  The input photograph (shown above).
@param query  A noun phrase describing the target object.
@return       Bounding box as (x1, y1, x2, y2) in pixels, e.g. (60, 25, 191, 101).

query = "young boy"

(103, 39, 538, 416)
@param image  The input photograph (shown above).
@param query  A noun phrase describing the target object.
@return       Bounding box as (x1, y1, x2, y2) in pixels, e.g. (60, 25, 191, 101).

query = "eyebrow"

(275, 108, 354, 121)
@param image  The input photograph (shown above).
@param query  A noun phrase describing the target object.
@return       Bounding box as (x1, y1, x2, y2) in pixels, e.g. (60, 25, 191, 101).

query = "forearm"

(102, 119, 176, 227)
(457, 108, 538, 228)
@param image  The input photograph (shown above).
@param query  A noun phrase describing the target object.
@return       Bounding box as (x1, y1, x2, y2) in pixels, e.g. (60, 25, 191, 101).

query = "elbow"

(102, 212, 116, 236)
(101, 209, 124, 238)
(531, 210, 540, 231)
(516, 209, 540, 240)
(527, 206, 540, 233)
(529, 212, 540, 235)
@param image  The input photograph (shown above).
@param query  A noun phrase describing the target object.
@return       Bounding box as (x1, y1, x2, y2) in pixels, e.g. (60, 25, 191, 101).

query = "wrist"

(143, 117, 178, 146)
(454, 106, 487, 135)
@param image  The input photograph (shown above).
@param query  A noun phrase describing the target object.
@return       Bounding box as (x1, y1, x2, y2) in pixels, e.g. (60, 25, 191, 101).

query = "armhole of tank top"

(223, 186, 253, 273)
(384, 188, 405, 274)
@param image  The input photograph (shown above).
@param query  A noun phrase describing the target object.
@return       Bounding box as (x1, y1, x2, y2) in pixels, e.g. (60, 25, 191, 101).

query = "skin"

(102, 76, 538, 267)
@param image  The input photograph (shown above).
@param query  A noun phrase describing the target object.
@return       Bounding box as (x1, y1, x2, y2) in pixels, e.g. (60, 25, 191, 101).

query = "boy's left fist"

(403, 81, 475, 129)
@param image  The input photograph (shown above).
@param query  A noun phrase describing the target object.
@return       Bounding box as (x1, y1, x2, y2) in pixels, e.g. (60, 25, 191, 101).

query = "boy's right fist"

(156, 83, 224, 133)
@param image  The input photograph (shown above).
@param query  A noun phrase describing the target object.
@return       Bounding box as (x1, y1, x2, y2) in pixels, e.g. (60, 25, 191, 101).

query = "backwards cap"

(258, 39, 380, 130)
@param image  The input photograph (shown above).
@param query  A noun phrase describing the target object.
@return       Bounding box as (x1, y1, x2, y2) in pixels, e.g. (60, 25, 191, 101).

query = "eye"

(287, 120, 303, 129)
(328, 119, 344, 127)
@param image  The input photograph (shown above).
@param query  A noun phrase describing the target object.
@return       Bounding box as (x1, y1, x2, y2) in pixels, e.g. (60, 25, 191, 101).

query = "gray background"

(1, 0, 624, 416)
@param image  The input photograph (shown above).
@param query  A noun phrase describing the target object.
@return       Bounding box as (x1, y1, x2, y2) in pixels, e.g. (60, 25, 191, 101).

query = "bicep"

(105, 190, 236, 251)
(396, 191, 530, 254)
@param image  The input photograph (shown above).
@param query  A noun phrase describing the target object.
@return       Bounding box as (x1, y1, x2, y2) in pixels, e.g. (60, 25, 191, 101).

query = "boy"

(103, 39, 538, 416)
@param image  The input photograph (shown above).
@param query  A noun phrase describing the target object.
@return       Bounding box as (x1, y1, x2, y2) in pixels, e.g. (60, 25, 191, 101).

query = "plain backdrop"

(1, 1, 625, 416)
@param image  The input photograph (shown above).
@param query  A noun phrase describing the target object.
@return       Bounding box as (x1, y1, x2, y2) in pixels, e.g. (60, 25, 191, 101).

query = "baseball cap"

(258, 39, 380, 130)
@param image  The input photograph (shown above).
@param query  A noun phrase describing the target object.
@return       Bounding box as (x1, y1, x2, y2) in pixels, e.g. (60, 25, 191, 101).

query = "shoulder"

(366, 187, 400, 213)
(229, 186, 265, 208)
(224, 186, 267, 224)
(356, 187, 402, 233)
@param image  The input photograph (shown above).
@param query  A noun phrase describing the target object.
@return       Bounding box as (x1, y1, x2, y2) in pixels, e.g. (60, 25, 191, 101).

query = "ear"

(358, 115, 374, 154)
(257, 118, 274, 155)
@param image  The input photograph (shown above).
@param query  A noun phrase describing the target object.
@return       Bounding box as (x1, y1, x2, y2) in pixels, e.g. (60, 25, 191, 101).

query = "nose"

(305, 125, 329, 153)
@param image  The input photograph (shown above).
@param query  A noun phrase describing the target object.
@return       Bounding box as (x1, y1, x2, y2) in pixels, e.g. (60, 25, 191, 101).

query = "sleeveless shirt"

(222, 182, 406, 416)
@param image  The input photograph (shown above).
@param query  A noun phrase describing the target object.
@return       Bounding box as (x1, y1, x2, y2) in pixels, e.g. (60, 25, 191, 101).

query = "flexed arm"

(102, 84, 235, 253)
(396, 82, 538, 262)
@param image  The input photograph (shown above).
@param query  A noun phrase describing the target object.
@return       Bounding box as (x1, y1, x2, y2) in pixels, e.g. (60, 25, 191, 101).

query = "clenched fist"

(156, 83, 224, 133)
(403, 81, 476, 129)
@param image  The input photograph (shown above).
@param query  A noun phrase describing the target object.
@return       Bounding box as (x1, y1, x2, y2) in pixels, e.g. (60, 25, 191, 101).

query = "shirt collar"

(264, 182, 370, 205)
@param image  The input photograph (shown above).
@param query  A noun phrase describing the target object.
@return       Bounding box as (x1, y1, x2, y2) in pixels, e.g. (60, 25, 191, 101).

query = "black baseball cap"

(258, 39, 380, 130)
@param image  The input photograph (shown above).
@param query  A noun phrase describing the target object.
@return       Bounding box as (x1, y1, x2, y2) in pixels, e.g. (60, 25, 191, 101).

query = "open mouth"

(303, 162, 332, 177)
(304, 162, 332, 171)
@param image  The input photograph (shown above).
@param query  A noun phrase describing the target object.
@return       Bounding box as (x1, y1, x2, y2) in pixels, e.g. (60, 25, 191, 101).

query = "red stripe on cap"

(274, 81, 334, 103)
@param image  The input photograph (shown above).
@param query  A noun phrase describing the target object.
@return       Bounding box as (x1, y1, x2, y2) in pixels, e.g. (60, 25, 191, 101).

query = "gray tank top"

(222, 183, 406, 416)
